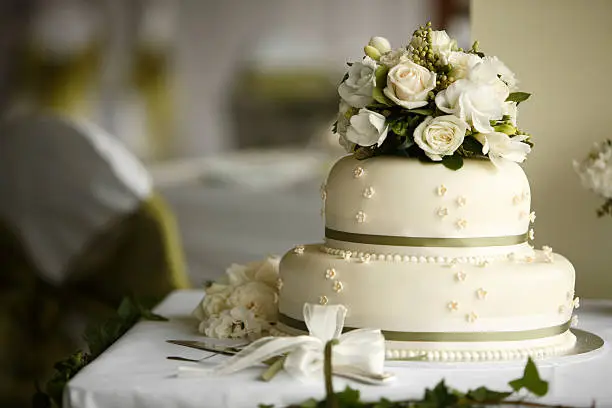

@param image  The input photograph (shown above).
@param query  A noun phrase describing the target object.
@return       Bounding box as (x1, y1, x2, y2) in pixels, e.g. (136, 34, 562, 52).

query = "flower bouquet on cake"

(574, 140, 612, 216)
(334, 22, 532, 170)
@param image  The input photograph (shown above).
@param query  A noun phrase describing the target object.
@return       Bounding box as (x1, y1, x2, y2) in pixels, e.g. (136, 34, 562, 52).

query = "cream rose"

(225, 256, 280, 288)
(413, 115, 468, 161)
(346, 108, 388, 147)
(228, 281, 278, 320)
(192, 282, 231, 320)
(474, 132, 531, 167)
(435, 78, 507, 133)
(338, 56, 377, 108)
(383, 60, 436, 109)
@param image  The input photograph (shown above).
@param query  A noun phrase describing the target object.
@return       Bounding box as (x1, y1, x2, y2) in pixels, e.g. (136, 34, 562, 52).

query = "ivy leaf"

(375, 65, 389, 89)
(506, 92, 531, 104)
(408, 108, 434, 116)
(508, 357, 549, 397)
(466, 386, 512, 403)
(441, 154, 464, 171)
(372, 88, 393, 106)
(335, 387, 361, 405)
(423, 381, 459, 407)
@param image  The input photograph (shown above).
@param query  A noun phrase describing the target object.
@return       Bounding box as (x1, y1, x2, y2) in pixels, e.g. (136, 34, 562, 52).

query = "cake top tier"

(333, 22, 533, 172)
(324, 155, 533, 258)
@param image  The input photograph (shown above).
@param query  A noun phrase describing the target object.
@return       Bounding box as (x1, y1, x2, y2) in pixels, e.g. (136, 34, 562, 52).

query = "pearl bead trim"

(320, 245, 514, 265)
(269, 327, 576, 362)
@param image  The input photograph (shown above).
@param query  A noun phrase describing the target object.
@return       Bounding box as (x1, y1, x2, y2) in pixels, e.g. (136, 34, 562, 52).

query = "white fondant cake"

(277, 155, 577, 361)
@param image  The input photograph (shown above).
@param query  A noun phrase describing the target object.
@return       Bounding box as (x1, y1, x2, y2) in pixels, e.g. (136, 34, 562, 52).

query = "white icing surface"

(278, 244, 576, 360)
(324, 156, 531, 257)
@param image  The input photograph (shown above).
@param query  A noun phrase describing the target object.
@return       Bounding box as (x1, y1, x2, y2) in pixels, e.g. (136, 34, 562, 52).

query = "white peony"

(413, 115, 468, 161)
(474, 132, 531, 167)
(338, 56, 377, 108)
(228, 281, 278, 320)
(573, 140, 612, 198)
(368, 36, 391, 54)
(435, 78, 507, 133)
(384, 60, 436, 109)
(471, 56, 517, 89)
(379, 47, 410, 68)
(448, 51, 482, 80)
(430, 30, 456, 63)
(346, 108, 388, 147)
(200, 307, 267, 340)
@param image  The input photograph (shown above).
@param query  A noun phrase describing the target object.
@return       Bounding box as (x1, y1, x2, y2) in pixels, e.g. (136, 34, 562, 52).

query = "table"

(64, 290, 612, 408)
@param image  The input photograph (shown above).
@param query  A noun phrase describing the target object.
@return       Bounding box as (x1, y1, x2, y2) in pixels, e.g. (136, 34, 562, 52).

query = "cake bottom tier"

(277, 244, 577, 361)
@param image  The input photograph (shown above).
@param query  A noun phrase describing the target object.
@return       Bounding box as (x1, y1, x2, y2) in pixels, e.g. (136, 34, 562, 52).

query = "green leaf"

(331, 120, 338, 133)
(506, 92, 531, 104)
(372, 87, 393, 106)
(297, 399, 319, 408)
(408, 108, 434, 116)
(354, 146, 376, 160)
(335, 387, 361, 405)
(508, 357, 549, 397)
(423, 381, 459, 407)
(441, 154, 464, 171)
(389, 119, 410, 137)
(466, 386, 512, 402)
(375, 65, 389, 89)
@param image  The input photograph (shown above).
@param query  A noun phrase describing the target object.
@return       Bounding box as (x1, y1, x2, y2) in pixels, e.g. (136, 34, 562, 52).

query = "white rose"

(383, 60, 436, 109)
(199, 310, 234, 338)
(430, 30, 456, 63)
(448, 51, 481, 80)
(192, 282, 231, 320)
(435, 78, 507, 133)
(346, 108, 388, 147)
(413, 115, 468, 161)
(474, 132, 531, 167)
(228, 281, 278, 321)
(338, 56, 377, 108)
(379, 47, 410, 68)
(368, 36, 391, 54)
(573, 141, 612, 198)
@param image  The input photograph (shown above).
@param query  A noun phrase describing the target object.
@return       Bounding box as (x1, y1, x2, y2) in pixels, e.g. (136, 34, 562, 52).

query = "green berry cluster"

(409, 22, 436, 70)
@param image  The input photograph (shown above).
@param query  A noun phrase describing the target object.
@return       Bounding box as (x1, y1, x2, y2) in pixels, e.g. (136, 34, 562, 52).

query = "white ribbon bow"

(179, 303, 390, 383)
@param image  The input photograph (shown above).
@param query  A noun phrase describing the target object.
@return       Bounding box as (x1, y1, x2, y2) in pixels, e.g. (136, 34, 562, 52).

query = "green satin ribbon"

(325, 228, 528, 248)
(278, 314, 571, 342)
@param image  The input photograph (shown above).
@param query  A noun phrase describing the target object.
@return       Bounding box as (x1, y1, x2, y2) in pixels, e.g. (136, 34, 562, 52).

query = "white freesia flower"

(384, 60, 436, 109)
(200, 307, 267, 339)
(435, 78, 507, 133)
(380, 47, 410, 67)
(368, 36, 391, 54)
(474, 132, 531, 167)
(573, 140, 612, 198)
(430, 30, 456, 63)
(228, 281, 278, 321)
(448, 51, 481, 80)
(413, 115, 468, 161)
(346, 108, 388, 147)
(338, 56, 377, 108)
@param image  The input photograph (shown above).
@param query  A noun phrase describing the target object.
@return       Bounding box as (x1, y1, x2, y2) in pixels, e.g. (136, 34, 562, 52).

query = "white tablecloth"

(65, 290, 612, 408)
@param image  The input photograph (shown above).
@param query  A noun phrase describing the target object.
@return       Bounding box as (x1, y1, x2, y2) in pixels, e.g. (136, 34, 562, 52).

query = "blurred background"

(2, 0, 612, 406)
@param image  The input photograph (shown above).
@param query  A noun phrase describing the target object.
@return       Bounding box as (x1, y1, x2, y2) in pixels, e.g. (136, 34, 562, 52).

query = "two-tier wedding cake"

(275, 24, 578, 361)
